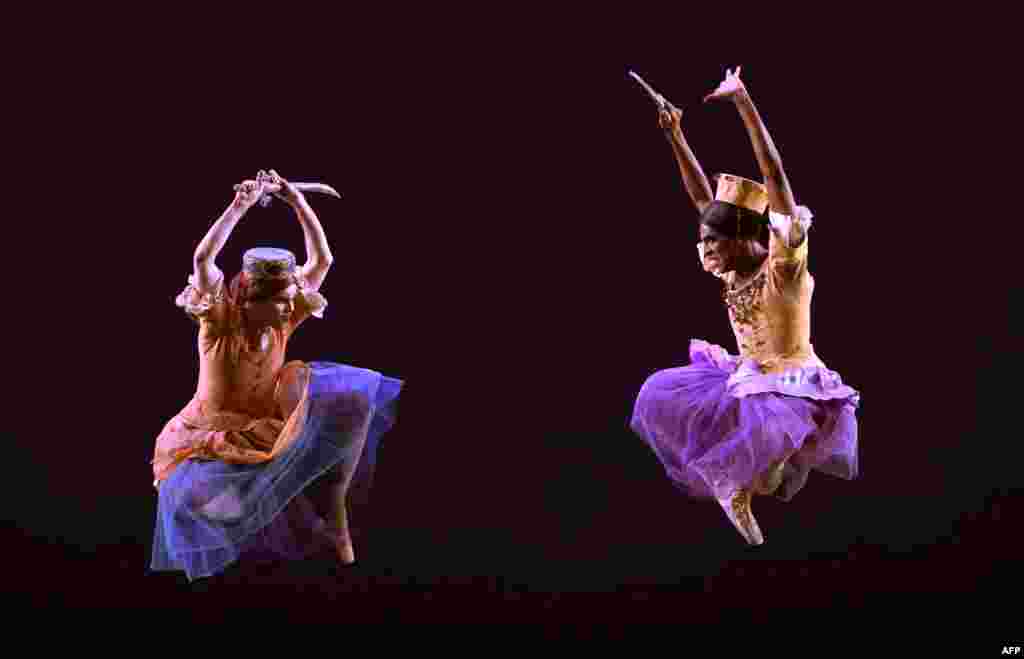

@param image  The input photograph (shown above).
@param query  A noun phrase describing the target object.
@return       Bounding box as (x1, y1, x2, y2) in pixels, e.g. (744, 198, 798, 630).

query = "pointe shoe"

(717, 488, 764, 545)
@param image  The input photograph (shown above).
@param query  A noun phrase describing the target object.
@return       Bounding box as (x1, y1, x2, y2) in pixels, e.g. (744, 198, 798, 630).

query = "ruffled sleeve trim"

(766, 205, 813, 284)
(768, 205, 813, 251)
(175, 273, 226, 322)
(295, 275, 328, 320)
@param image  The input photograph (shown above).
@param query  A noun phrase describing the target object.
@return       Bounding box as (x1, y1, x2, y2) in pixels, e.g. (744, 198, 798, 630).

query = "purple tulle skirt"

(630, 340, 859, 501)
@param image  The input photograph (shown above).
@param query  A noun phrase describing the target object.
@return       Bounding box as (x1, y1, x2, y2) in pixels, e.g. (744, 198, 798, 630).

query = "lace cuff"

(175, 273, 226, 322)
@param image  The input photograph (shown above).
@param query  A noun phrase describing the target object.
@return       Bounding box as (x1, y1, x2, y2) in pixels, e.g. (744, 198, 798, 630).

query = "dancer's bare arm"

(268, 170, 334, 292)
(705, 66, 797, 217)
(660, 108, 714, 214)
(192, 179, 272, 294)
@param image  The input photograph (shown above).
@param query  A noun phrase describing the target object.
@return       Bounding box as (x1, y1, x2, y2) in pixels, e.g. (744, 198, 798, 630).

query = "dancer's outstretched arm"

(268, 169, 334, 292)
(706, 67, 808, 277)
(192, 178, 269, 294)
(660, 107, 714, 214)
(705, 66, 798, 218)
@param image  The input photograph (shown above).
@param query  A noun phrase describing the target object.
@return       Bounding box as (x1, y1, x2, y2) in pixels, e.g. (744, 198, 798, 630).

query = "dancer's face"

(244, 284, 298, 329)
(698, 224, 738, 275)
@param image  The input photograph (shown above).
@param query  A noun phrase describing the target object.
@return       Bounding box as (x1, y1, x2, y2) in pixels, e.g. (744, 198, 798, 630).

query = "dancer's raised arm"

(705, 66, 797, 218)
(659, 107, 715, 214)
(192, 178, 271, 294)
(268, 169, 334, 292)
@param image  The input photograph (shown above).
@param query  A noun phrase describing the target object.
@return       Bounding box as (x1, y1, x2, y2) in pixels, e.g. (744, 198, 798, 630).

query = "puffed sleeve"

(768, 205, 813, 283)
(288, 275, 328, 330)
(175, 272, 229, 328)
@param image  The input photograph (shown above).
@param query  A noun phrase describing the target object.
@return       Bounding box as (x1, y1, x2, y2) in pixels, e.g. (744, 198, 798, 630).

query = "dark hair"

(698, 200, 767, 241)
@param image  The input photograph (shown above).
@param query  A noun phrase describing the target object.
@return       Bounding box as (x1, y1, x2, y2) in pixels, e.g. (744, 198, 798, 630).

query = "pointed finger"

(735, 65, 742, 78)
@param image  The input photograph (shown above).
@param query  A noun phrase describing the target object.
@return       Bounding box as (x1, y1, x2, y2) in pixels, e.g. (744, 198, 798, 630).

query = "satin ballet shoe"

(717, 488, 764, 545)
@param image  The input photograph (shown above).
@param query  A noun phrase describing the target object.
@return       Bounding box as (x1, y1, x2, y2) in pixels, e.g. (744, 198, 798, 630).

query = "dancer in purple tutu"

(630, 67, 859, 544)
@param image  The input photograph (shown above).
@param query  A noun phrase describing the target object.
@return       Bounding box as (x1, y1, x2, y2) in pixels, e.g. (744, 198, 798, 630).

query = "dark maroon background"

(7, 8, 1011, 630)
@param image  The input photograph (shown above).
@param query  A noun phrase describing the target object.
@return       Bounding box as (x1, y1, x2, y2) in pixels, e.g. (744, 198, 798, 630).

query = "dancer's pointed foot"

(320, 523, 356, 565)
(718, 488, 764, 545)
(317, 506, 356, 565)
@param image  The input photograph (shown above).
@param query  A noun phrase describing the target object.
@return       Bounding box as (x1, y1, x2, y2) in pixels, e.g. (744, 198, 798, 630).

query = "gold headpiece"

(714, 174, 769, 214)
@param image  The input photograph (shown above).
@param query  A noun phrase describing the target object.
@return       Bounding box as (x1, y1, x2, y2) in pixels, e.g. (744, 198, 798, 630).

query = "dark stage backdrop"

(8, 10, 1010, 627)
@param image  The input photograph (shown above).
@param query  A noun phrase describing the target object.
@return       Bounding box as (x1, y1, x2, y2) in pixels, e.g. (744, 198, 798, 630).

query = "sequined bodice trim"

(723, 269, 767, 327)
(719, 262, 818, 373)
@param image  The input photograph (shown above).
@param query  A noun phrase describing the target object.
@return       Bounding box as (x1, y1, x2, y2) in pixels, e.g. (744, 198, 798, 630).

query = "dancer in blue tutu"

(630, 67, 859, 544)
(150, 169, 402, 580)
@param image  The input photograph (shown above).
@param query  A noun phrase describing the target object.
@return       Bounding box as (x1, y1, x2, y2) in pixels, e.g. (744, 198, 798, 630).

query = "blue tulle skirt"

(150, 361, 402, 581)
